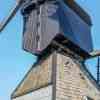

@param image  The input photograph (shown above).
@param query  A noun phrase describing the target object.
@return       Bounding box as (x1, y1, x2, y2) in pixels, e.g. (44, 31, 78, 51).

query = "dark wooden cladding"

(40, 4, 59, 52)
(22, 2, 59, 55)
(21, 0, 93, 57)
(23, 9, 38, 54)
(64, 0, 92, 25)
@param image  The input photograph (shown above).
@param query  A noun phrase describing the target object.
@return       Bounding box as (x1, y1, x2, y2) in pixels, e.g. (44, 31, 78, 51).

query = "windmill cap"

(64, 0, 92, 26)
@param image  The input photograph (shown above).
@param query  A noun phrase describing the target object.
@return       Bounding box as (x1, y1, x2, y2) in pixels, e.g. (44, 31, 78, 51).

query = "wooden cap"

(64, 0, 92, 26)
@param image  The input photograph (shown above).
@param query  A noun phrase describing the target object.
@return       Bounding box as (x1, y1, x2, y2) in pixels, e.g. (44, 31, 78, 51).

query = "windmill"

(0, 0, 100, 59)
(1, 1, 100, 99)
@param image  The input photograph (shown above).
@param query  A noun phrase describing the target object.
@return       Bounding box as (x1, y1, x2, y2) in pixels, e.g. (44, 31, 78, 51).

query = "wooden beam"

(90, 50, 100, 58)
(0, 0, 23, 32)
(64, 0, 92, 25)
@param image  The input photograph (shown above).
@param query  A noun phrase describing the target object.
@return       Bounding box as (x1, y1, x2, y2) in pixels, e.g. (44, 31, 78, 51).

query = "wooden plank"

(13, 85, 53, 100)
(12, 54, 53, 98)
(56, 53, 100, 100)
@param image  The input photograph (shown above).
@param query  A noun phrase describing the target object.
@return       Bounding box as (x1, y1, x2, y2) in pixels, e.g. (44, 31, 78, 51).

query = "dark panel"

(59, 1, 93, 53)
(21, 0, 93, 55)
(23, 9, 38, 54)
(64, 0, 92, 25)
(40, 3, 60, 51)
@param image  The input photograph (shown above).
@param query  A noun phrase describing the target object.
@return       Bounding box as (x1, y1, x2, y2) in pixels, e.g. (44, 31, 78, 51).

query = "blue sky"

(0, 0, 100, 100)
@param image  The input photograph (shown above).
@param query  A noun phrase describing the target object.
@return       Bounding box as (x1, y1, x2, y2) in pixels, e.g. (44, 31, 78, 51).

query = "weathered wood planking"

(12, 54, 53, 98)
(13, 85, 53, 100)
(22, 1, 93, 56)
(23, 9, 38, 54)
(12, 52, 100, 100)
(56, 53, 100, 100)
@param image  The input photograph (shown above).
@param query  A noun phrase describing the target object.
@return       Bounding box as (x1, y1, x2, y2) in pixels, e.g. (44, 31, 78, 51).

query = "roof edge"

(64, 0, 92, 26)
